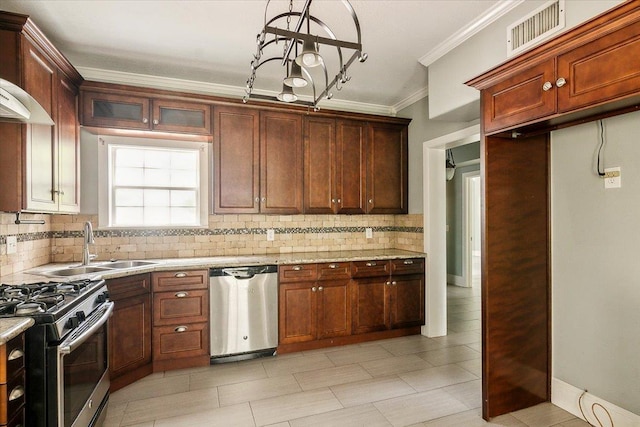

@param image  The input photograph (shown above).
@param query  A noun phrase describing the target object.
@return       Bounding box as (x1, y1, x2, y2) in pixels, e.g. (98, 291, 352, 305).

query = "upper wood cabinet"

(470, 3, 640, 134)
(81, 91, 211, 134)
(304, 118, 408, 215)
(213, 107, 303, 214)
(0, 12, 82, 213)
(367, 122, 408, 214)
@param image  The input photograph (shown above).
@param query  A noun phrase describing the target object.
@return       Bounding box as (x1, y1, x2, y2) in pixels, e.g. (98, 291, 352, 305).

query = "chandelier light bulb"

(276, 83, 297, 102)
(283, 62, 308, 88)
(296, 39, 322, 67)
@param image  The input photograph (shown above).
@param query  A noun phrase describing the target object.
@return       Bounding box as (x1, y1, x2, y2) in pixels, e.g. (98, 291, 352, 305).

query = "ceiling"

(1, 0, 508, 112)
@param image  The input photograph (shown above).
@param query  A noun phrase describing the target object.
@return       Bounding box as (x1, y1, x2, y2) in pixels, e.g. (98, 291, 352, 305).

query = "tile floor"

(104, 285, 588, 426)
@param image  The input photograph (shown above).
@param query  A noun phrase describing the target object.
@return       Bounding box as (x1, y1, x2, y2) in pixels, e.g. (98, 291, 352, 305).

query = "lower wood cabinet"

(151, 270, 209, 372)
(0, 334, 26, 427)
(278, 258, 424, 353)
(106, 274, 152, 392)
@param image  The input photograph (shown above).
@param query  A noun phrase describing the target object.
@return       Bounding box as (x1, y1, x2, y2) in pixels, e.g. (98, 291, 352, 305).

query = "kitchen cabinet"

(0, 334, 26, 427)
(467, 1, 640, 419)
(151, 270, 209, 372)
(213, 107, 303, 214)
(351, 259, 424, 334)
(304, 118, 407, 214)
(81, 91, 211, 134)
(0, 12, 82, 213)
(476, 9, 640, 134)
(278, 263, 350, 345)
(106, 274, 152, 392)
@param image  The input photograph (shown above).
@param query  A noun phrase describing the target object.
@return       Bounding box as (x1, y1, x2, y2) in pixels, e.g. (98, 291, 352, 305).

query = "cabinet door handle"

(337, 198, 341, 204)
(9, 385, 24, 401)
(542, 81, 553, 91)
(366, 261, 377, 267)
(153, 119, 159, 125)
(142, 118, 149, 124)
(8, 348, 24, 361)
(292, 265, 302, 271)
(391, 281, 397, 286)
(175, 292, 189, 298)
(311, 286, 317, 292)
(368, 199, 373, 204)
(331, 198, 336, 203)
(174, 272, 187, 278)
(386, 281, 391, 286)
(403, 259, 414, 265)
(318, 286, 323, 291)
(261, 197, 266, 202)
(255, 197, 260, 203)
(328, 263, 337, 269)
(174, 326, 188, 333)
(556, 77, 567, 88)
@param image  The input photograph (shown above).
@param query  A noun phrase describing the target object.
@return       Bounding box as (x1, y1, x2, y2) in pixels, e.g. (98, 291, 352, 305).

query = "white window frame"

(98, 135, 209, 228)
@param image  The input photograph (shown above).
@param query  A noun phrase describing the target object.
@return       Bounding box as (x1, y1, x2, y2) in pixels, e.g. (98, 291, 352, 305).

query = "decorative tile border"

(4, 226, 423, 243)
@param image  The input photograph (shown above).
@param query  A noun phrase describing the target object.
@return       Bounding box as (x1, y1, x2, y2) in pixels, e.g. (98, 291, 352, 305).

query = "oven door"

(57, 302, 114, 427)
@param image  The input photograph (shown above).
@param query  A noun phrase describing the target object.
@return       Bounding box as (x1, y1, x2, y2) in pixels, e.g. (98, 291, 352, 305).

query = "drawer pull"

(328, 264, 338, 269)
(174, 326, 188, 333)
(174, 272, 187, 278)
(403, 259, 414, 265)
(9, 385, 24, 401)
(175, 292, 189, 298)
(292, 266, 302, 271)
(365, 262, 377, 267)
(8, 348, 24, 360)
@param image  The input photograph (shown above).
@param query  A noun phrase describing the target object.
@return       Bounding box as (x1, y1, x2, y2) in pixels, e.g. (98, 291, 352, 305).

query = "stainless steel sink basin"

(45, 266, 112, 277)
(100, 260, 157, 269)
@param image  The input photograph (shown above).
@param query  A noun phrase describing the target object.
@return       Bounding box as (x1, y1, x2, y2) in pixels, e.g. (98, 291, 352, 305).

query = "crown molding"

(76, 66, 394, 116)
(418, 0, 525, 68)
(392, 86, 430, 114)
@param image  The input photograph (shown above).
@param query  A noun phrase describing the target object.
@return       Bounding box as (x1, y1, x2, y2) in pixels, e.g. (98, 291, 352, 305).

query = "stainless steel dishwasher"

(209, 265, 278, 363)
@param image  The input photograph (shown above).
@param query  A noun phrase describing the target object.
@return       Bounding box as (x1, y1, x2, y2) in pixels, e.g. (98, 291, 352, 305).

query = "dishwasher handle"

(210, 264, 277, 279)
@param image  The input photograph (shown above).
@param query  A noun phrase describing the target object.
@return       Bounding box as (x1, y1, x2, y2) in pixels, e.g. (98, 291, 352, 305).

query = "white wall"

(428, 0, 623, 121)
(551, 110, 640, 415)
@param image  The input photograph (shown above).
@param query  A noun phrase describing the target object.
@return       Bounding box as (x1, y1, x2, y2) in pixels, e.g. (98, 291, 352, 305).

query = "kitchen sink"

(99, 260, 158, 269)
(45, 266, 112, 277)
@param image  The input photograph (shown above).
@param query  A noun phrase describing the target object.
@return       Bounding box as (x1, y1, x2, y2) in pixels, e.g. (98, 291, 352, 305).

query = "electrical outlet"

(6, 236, 17, 255)
(266, 229, 275, 241)
(365, 227, 373, 239)
(604, 167, 621, 189)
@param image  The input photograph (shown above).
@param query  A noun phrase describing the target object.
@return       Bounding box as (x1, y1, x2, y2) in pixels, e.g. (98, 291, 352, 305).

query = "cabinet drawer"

(391, 258, 425, 276)
(317, 262, 351, 281)
(153, 322, 208, 361)
(151, 270, 208, 292)
(153, 290, 208, 326)
(0, 371, 25, 424)
(107, 273, 151, 300)
(0, 335, 24, 383)
(279, 264, 318, 282)
(351, 260, 390, 278)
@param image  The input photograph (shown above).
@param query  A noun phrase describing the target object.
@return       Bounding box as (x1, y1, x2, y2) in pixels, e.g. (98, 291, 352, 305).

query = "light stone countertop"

(1, 249, 426, 285)
(0, 317, 34, 345)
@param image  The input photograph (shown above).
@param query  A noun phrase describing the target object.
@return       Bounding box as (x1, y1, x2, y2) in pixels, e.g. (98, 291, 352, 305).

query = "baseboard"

(447, 274, 466, 286)
(552, 377, 640, 427)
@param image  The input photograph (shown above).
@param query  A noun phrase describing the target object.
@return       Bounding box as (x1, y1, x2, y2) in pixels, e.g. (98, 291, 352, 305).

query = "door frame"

(462, 170, 481, 288)
(422, 124, 480, 337)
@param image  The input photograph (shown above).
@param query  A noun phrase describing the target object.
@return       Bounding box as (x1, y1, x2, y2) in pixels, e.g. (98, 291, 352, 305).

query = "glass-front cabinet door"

(152, 99, 211, 134)
(82, 91, 151, 130)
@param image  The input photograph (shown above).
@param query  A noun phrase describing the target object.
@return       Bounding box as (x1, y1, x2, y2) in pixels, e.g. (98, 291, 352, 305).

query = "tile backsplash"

(0, 212, 424, 275)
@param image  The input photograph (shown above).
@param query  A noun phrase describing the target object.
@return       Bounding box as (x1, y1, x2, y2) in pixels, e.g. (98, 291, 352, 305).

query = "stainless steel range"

(0, 279, 113, 427)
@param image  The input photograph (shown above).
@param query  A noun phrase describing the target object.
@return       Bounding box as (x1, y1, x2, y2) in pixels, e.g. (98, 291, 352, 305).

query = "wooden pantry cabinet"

(0, 11, 82, 213)
(151, 270, 210, 372)
(81, 91, 211, 134)
(213, 106, 303, 214)
(277, 258, 424, 353)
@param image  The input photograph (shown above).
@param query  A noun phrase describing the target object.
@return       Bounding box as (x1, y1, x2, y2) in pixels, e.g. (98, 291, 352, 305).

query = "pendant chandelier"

(243, 0, 368, 111)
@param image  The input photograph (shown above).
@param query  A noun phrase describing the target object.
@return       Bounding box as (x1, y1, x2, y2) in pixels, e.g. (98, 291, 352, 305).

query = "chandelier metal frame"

(243, 0, 368, 110)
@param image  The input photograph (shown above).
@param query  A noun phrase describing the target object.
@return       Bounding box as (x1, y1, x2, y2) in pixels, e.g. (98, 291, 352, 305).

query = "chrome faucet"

(82, 221, 97, 265)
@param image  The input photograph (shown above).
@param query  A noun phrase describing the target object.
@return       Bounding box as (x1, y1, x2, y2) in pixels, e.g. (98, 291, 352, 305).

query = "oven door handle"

(59, 302, 114, 355)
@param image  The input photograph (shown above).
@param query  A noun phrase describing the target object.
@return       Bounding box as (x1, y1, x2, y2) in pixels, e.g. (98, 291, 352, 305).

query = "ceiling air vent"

(507, 0, 565, 57)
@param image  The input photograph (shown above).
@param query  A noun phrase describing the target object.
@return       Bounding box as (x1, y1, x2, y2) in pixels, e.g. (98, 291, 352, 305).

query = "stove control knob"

(76, 311, 86, 322)
(97, 293, 108, 303)
(66, 316, 80, 329)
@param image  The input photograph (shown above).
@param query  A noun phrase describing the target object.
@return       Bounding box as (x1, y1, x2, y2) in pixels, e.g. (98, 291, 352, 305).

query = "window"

(99, 136, 208, 228)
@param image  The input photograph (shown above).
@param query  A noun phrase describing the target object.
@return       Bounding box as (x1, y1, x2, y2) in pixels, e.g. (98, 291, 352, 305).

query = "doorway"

(463, 171, 481, 288)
